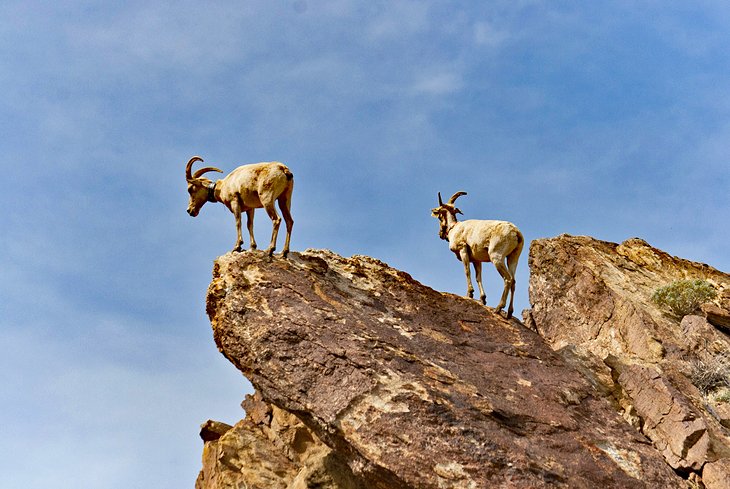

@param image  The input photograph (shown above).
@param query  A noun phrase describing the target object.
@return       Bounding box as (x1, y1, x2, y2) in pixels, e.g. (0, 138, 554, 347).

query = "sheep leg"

(231, 199, 244, 252)
(493, 255, 515, 318)
(246, 209, 257, 250)
(508, 278, 516, 319)
(459, 248, 475, 299)
(505, 245, 521, 319)
(263, 203, 282, 256)
(277, 193, 294, 258)
(473, 261, 487, 305)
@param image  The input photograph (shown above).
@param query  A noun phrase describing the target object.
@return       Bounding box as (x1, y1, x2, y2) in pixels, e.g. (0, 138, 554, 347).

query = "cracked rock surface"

(526, 235, 730, 484)
(200, 248, 683, 488)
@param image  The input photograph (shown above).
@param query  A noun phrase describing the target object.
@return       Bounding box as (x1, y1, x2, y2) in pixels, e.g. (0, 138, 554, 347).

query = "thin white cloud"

(411, 71, 463, 96)
(365, 0, 431, 42)
(473, 20, 510, 48)
(63, 3, 255, 74)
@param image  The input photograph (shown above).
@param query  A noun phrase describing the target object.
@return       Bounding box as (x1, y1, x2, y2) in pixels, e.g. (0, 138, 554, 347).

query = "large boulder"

(199, 248, 684, 488)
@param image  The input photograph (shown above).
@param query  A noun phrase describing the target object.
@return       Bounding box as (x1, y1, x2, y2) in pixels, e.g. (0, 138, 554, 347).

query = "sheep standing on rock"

(431, 191, 523, 319)
(185, 156, 294, 257)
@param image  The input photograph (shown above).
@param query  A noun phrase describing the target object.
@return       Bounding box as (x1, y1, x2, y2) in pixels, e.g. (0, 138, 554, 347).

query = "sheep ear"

(455, 207, 463, 215)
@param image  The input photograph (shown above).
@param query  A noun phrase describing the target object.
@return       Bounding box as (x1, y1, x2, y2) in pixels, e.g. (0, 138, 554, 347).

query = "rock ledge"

(199, 248, 684, 488)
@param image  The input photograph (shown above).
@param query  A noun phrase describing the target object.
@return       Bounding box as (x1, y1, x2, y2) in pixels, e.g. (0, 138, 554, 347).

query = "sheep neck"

(444, 211, 459, 235)
(206, 181, 219, 203)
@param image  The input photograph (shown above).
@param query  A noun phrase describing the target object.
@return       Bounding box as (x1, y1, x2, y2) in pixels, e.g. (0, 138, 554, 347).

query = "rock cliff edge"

(195, 244, 711, 488)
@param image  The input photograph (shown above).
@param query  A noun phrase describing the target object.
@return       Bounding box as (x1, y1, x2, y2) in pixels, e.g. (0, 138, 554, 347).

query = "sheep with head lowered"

(431, 191, 523, 319)
(185, 156, 294, 257)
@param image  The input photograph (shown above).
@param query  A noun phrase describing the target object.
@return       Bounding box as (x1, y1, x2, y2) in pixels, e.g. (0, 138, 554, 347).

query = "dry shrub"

(688, 351, 730, 394)
(651, 279, 717, 317)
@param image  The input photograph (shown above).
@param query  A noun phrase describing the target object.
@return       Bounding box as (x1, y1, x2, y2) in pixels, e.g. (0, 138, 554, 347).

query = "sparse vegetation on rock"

(688, 351, 730, 395)
(651, 279, 717, 318)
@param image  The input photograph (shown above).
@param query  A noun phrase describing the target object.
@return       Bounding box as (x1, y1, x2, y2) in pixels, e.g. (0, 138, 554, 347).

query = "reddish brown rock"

(617, 364, 709, 471)
(713, 402, 730, 429)
(527, 235, 730, 478)
(527, 235, 729, 362)
(702, 302, 730, 331)
(202, 248, 685, 488)
(703, 458, 730, 489)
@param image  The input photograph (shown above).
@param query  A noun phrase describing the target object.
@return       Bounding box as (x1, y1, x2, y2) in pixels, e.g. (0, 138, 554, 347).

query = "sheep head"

(431, 191, 465, 240)
(185, 156, 223, 217)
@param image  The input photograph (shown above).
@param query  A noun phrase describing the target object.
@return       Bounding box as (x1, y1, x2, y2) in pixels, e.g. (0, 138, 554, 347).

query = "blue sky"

(2, 1, 728, 488)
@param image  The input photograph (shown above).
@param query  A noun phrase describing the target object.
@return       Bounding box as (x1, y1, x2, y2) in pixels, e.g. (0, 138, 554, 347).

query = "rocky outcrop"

(526, 235, 730, 483)
(196, 392, 364, 489)
(199, 248, 685, 488)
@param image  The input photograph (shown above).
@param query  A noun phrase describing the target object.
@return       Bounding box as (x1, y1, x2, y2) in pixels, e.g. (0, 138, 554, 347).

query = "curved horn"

(448, 191, 467, 205)
(186, 156, 204, 181)
(193, 167, 223, 178)
(438, 192, 444, 206)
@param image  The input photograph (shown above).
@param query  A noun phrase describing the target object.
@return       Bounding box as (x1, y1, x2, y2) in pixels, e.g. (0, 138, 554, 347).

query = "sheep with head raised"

(185, 156, 294, 257)
(431, 191, 523, 318)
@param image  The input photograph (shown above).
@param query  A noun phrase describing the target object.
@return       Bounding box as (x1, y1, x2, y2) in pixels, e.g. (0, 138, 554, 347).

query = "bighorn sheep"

(185, 156, 294, 257)
(431, 191, 523, 318)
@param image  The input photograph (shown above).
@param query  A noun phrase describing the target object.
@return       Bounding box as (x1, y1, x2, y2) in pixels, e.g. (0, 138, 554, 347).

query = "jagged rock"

(618, 364, 709, 471)
(201, 248, 685, 488)
(703, 458, 730, 489)
(196, 391, 364, 489)
(528, 235, 729, 361)
(712, 402, 730, 429)
(702, 302, 730, 331)
(241, 391, 272, 425)
(681, 315, 717, 353)
(527, 235, 730, 476)
(200, 420, 234, 442)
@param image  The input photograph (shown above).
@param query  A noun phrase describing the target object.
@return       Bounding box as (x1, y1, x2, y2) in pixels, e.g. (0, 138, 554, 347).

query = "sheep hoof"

(266, 247, 275, 257)
(250, 244, 257, 250)
(282, 250, 289, 258)
(480, 296, 486, 305)
(233, 245, 243, 253)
